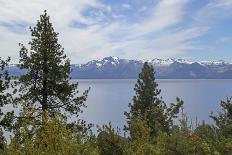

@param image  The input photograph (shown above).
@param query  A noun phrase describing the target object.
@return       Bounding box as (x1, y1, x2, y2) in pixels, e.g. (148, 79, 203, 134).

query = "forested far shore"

(0, 11, 231, 155)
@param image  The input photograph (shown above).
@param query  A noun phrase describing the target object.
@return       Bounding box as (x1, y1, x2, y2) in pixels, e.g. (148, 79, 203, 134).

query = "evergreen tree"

(124, 114, 157, 155)
(125, 62, 183, 140)
(16, 11, 89, 123)
(210, 97, 232, 154)
(0, 57, 14, 151)
(97, 123, 126, 155)
(211, 97, 232, 138)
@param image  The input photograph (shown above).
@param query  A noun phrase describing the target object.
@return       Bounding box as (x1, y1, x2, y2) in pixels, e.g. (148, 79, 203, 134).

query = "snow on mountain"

(77, 56, 231, 68)
(199, 60, 230, 66)
(70, 56, 232, 79)
(149, 58, 193, 66)
(8, 56, 232, 79)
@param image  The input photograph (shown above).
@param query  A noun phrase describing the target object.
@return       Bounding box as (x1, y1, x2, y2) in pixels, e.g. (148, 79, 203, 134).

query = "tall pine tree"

(125, 62, 183, 140)
(16, 11, 89, 122)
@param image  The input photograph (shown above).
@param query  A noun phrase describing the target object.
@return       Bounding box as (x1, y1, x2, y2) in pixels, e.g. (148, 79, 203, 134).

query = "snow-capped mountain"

(6, 56, 232, 79)
(69, 56, 232, 79)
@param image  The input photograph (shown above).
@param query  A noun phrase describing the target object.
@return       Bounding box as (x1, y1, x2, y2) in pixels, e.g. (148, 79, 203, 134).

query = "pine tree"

(0, 57, 14, 150)
(211, 97, 232, 138)
(125, 62, 183, 140)
(129, 62, 162, 116)
(16, 11, 89, 123)
(210, 97, 232, 154)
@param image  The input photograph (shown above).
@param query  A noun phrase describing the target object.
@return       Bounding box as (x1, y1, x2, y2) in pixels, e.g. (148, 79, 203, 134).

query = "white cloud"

(194, 0, 232, 23)
(0, 0, 110, 62)
(122, 4, 131, 9)
(0, 26, 29, 60)
(132, 0, 189, 35)
(0, 0, 211, 63)
(0, 0, 109, 25)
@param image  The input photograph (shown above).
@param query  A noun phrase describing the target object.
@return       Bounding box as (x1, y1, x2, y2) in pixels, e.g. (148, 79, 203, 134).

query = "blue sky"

(0, 0, 232, 63)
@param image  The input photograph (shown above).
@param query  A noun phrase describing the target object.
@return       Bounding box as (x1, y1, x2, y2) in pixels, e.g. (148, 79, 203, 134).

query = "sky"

(0, 0, 232, 64)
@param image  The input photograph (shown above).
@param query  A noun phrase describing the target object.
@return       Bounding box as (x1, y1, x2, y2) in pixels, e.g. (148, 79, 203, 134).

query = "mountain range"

(6, 56, 232, 79)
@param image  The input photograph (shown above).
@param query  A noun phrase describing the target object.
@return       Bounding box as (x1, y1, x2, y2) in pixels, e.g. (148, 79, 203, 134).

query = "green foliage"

(97, 123, 126, 155)
(0, 128, 6, 152)
(16, 10, 89, 123)
(165, 128, 213, 155)
(124, 114, 158, 155)
(194, 123, 220, 153)
(210, 97, 232, 154)
(4, 109, 98, 155)
(0, 57, 14, 130)
(125, 62, 183, 141)
(0, 57, 15, 152)
(127, 114, 151, 143)
(211, 97, 232, 138)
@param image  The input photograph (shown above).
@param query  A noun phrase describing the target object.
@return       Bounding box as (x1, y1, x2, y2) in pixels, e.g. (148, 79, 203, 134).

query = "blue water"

(73, 79, 232, 129)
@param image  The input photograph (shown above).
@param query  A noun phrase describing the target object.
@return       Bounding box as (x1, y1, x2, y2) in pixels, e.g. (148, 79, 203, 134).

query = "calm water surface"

(73, 79, 232, 129)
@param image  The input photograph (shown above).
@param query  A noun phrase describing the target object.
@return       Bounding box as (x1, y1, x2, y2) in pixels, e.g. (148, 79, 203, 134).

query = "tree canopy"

(125, 62, 183, 140)
(16, 11, 89, 123)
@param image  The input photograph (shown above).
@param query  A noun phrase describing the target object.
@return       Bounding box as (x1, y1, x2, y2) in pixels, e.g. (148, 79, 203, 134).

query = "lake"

(75, 79, 232, 129)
